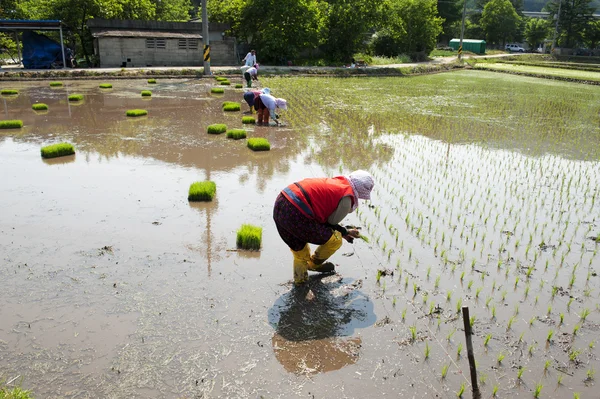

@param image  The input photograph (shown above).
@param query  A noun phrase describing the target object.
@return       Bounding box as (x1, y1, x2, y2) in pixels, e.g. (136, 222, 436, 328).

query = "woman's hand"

(343, 228, 361, 243)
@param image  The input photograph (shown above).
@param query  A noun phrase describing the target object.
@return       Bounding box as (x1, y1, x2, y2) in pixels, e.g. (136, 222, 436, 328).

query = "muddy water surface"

(1, 73, 599, 398)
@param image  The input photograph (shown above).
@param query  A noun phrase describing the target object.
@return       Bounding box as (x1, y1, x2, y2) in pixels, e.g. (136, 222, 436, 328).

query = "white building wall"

(98, 37, 202, 68)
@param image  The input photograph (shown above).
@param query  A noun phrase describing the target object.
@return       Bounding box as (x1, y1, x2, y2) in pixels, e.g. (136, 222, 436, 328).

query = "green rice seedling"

(491, 305, 496, 319)
(514, 276, 519, 288)
(447, 328, 456, 341)
(141, 90, 152, 97)
(519, 332, 525, 342)
(586, 368, 595, 381)
(441, 364, 449, 379)
(590, 340, 595, 349)
(1, 89, 18, 95)
(446, 290, 452, 302)
(497, 352, 505, 364)
(392, 296, 397, 307)
(468, 280, 474, 290)
(514, 304, 519, 315)
(492, 385, 498, 397)
(470, 316, 476, 327)
(424, 341, 430, 359)
(187, 181, 216, 202)
(220, 80, 231, 85)
(457, 343, 463, 357)
(99, 83, 112, 88)
(534, 383, 542, 398)
(68, 94, 83, 101)
(211, 87, 225, 94)
(0, 120, 23, 129)
(460, 271, 465, 281)
(241, 116, 256, 124)
(501, 290, 507, 302)
(409, 325, 417, 342)
(573, 324, 580, 335)
(507, 316, 515, 330)
(401, 308, 406, 322)
(574, 393, 580, 399)
(517, 367, 524, 380)
(456, 298, 462, 313)
(126, 109, 148, 117)
(547, 329, 554, 342)
(40, 142, 75, 158)
(49, 81, 63, 87)
(544, 359, 551, 372)
(247, 138, 270, 151)
(528, 344, 535, 356)
(428, 302, 434, 315)
(485, 296, 492, 308)
(557, 374, 563, 385)
(426, 266, 431, 279)
(376, 269, 382, 283)
(147, 79, 156, 84)
(475, 287, 482, 299)
(559, 313, 564, 325)
(580, 308, 591, 322)
(215, 76, 228, 81)
(359, 234, 370, 243)
(457, 382, 465, 397)
(484, 333, 491, 347)
(207, 124, 227, 134)
(222, 101, 241, 112)
(32, 103, 48, 111)
(226, 129, 247, 140)
(547, 305, 552, 315)
(236, 224, 262, 250)
(567, 297, 574, 311)
(235, 83, 243, 88)
(529, 316, 535, 326)
(524, 284, 530, 298)
(569, 349, 581, 362)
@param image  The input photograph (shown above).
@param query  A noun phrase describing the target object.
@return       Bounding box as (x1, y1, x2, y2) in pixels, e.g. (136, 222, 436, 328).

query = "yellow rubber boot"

(308, 231, 342, 272)
(291, 244, 311, 284)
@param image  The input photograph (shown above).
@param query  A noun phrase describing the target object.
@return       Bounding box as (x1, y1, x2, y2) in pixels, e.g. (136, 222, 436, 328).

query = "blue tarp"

(22, 31, 67, 69)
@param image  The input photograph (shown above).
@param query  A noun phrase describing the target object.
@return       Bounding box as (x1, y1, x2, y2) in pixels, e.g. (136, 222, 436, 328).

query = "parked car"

(505, 44, 525, 52)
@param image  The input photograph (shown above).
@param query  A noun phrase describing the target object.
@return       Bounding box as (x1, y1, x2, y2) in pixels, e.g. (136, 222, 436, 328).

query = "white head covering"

(347, 170, 374, 202)
(275, 98, 287, 110)
(261, 88, 271, 95)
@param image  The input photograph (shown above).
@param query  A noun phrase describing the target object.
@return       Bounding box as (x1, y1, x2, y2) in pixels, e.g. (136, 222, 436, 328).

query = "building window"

(147, 38, 166, 49)
(178, 39, 187, 49)
(146, 38, 156, 49)
(177, 38, 199, 50)
(156, 38, 166, 49)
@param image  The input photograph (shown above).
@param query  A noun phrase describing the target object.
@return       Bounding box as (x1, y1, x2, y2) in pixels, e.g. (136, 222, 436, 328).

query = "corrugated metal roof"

(0, 19, 63, 30)
(93, 30, 202, 39)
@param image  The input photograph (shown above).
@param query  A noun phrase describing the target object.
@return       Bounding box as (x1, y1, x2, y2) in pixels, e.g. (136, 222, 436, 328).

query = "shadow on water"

(268, 274, 376, 374)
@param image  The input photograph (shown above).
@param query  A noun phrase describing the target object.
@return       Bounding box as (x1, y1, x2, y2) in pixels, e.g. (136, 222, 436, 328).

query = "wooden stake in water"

(462, 306, 481, 399)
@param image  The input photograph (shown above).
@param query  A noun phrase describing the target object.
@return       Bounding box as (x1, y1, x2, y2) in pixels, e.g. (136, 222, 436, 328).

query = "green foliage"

(0, 385, 34, 399)
(583, 20, 600, 49)
(481, 0, 521, 45)
(211, 87, 225, 94)
(546, 0, 595, 48)
(524, 18, 550, 49)
(68, 94, 83, 101)
(0, 120, 23, 129)
(49, 81, 63, 87)
(226, 129, 247, 139)
(40, 142, 75, 158)
(32, 103, 48, 111)
(141, 90, 152, 97)
(99, 83, 112, 88)
(126, 109, 148, 117)
(247, 137, 270, 151)
(1, 89, 18, 95)
(188, 181, 216, 201)
(242, 116, 256, 124)
(207, 124, 227, 134)
(236, 224, 262, 250)
(222, 101, 241, 111)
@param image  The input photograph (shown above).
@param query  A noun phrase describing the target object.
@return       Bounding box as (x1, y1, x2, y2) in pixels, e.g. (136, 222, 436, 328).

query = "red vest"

(282, 177, 355, 223)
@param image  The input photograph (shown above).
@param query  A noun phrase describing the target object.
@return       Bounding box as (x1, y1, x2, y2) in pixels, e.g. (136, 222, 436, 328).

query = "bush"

(49, 81, 63, 87)
(226, 129, 247, 139)
(148, 79, 157, 84)
(236, 224, 262, 250)
(242, 116, 256, 124)
(32, 103, 48, 111)
(211, 87, 225, 94)
(68, 94, 83, 101)
(0, 119, 23, 129)
(247, 138, 270, 151)
(1, 89, 18, 95)
(126, 109, 148, 117)
(141, 90, 152, 97)
(188, 181, 216, 201)
(40, 142, 75, 158)
(99, 83, 112, 89)
(219, 80, 231, 86)
(207, 124, 227, 134)
(222, 101, 241, 112)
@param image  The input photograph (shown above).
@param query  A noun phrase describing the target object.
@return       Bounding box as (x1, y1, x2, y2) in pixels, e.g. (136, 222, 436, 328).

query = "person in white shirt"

(254, 91, 287, 126)
(243, 66, 259, 88)
(242, 49, 257, 67)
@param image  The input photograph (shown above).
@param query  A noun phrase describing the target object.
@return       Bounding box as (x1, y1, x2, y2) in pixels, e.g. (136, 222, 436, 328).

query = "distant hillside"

(524, 0, 600, 12)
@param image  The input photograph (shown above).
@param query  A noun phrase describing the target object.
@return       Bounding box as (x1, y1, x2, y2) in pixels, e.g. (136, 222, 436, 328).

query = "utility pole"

(459, 0, 468, 60)
(202, 0, 211, 75)
(551, 0, 562, 53)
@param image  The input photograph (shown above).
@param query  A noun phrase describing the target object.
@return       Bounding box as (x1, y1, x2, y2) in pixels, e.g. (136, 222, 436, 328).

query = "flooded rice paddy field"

(0, 71, 599, 398)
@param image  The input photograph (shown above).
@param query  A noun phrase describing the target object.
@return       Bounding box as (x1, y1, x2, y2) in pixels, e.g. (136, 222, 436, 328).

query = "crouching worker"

(255, 91, 287, 125)
(244, 65, 258, 87)
(243, 89, 262, 114)
(273, 170, 375, 284)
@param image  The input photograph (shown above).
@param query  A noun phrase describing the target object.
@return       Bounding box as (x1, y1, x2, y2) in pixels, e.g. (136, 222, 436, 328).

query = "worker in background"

(243, 49, 257, 67)
(244, 65, 258, 88)
(273, 170, 374, 284)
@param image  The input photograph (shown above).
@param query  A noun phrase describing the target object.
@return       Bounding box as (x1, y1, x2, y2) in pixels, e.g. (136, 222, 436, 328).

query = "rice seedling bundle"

(235, 84, 243, 88)
(222, 101, 241, 112)
(247, 138, 270, 151)
(188, 181, 216, 201)
(40, 142, 75, 158)
(148, 79, 157, 84)
(1, 89, 18, 95)
(226, 129, 247, 139)
(241, 116, 256, 124)
(68, 94, 84, 101)
(49, 82, 63, 87)
(207, 124, 227, 134)
(236, 224, 262, 250)
(211, 88, 224, 94)
(32, 103, 48, 111)
(126, 109, 148, 117)
(215, 77, 228, 82)
(219, 80, 231, 86)
(99, 83, 113, 89)
(141, 90, 152, 97)
(0, 120, 23, 129)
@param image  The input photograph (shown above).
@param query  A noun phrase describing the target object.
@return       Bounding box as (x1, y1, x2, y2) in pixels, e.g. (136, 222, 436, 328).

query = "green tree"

(583, 19, 600, 49)
(480, 0, 521, 46)
(524, 17, 549, 48)
(207, 0, 246, 38)
(437, 0, 463, 43)
(152, 0, 192, 21)
(241, 0, 324, 63)
(546, 0, 594, 48)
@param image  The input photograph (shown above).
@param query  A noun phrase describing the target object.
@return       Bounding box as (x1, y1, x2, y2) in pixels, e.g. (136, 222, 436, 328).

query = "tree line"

(1, 0, 599, 66)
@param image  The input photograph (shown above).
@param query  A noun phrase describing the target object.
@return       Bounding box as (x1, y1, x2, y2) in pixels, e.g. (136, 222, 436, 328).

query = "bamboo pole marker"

(462, 306, 481, 399)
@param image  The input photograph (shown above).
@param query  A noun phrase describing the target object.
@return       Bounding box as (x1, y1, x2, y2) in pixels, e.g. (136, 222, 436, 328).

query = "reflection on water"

(268, 274, 375, 374)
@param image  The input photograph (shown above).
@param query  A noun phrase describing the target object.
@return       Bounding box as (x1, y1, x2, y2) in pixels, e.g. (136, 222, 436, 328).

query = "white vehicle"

(505, 44, 525, 52)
